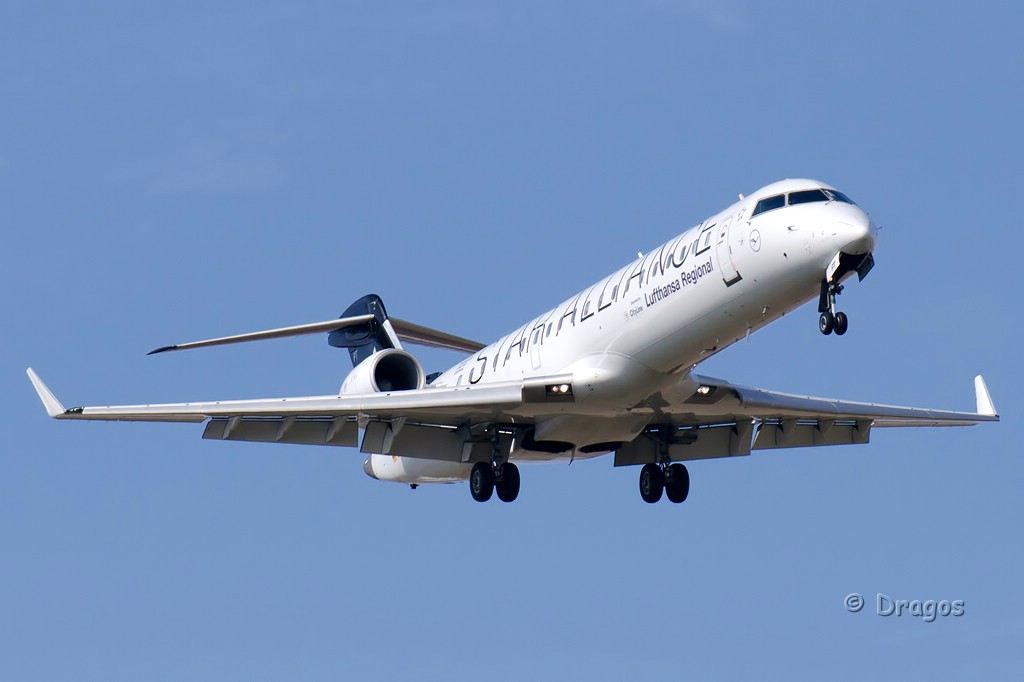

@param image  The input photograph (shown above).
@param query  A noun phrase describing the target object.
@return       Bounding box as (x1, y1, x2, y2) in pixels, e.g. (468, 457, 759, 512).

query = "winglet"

(26, 368, 67, 418)
(974, 375, 997, 417)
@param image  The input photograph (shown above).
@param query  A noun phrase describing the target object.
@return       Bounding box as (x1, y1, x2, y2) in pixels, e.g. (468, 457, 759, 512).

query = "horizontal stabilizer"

(391, 317, 485, 353)
(147, 314, 377, 354)
(147, 314, 485, 356)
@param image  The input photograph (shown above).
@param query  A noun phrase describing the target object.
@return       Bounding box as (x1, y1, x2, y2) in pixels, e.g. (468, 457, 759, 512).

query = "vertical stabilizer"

(328, 294, 402, 367)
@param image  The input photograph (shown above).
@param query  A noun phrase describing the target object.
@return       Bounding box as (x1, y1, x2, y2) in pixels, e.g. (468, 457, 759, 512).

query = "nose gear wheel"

(818, 280, 849, 336)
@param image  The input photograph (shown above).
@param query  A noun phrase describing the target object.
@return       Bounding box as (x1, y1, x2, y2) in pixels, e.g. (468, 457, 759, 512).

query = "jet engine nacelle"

(340, 348, 425, 395)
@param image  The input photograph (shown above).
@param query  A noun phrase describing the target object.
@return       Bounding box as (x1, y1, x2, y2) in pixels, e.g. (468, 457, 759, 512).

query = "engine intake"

(340, 349, 425, 395)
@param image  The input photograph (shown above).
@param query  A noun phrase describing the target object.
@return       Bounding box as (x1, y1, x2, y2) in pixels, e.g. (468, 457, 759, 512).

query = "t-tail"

(328, 294, 401, 367)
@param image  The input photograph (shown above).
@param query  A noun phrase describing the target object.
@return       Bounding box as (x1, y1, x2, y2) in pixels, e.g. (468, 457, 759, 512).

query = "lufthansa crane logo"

(749, 229, 761, 252)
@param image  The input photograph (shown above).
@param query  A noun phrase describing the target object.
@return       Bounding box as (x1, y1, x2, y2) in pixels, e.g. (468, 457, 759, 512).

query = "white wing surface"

(26, 368, 535, 423)
(673, 373, 999, 428)
(28, 367, 998, 465)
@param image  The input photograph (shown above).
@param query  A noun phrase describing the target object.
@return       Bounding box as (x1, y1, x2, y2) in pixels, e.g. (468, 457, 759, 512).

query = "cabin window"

(788, 189, 830, 205)
(751, 194, 785, 217)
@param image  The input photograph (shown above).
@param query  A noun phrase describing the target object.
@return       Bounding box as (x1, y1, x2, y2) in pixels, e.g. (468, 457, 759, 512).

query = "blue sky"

(2, 1, 1021, 679)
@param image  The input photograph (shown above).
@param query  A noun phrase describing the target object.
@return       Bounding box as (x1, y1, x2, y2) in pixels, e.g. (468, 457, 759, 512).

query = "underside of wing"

(27, 363, 999, 469)
(26, 368, 584, 465)
(614, 373, 999, 466)
(658, 373, 998, 427)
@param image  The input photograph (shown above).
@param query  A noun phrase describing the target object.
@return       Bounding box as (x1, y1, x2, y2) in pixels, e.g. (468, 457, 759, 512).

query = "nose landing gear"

(818, 281, 849, 336)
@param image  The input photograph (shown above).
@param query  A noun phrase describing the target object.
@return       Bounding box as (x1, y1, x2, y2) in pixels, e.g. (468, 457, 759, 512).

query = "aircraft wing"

(28, 366, 998, 465)
(613, 373, 999, 466)
(25, 368, 574, 423)
(26, 367, 581, 462)
(677, 373, 999, 428)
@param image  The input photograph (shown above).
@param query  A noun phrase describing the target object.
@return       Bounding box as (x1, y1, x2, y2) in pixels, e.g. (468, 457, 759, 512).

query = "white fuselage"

(364, 179, 876, 485)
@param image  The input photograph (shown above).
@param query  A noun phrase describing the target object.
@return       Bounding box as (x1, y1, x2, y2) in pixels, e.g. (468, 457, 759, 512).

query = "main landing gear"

(639, 462, 690, 504)
(470, 461, 520, 503)
(469, 427, 521, 503)
(818, 280, 849, 336)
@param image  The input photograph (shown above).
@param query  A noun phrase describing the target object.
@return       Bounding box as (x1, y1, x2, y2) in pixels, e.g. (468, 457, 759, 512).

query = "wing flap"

(202, 416, 360, 446)
(751, 419, 871, 449)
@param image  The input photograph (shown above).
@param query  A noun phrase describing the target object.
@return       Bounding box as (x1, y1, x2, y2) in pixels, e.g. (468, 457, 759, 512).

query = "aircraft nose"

(363, 455, 378, 480)
(836, 213, 876, 256)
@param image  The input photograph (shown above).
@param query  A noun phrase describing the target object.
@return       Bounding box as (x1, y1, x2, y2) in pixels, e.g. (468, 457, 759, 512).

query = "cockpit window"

(825, 189, 856, 205)
(788, 189, 830, 205)
(751, 194, 785, 217)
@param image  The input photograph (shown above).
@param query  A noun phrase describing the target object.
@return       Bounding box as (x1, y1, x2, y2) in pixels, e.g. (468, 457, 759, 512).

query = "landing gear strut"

(818, 280, 849, 336)
(639, 461, 690, 504)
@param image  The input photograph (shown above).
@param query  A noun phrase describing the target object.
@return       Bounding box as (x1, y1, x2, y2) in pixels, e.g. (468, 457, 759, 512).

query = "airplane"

(27, 179, 999, 504)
